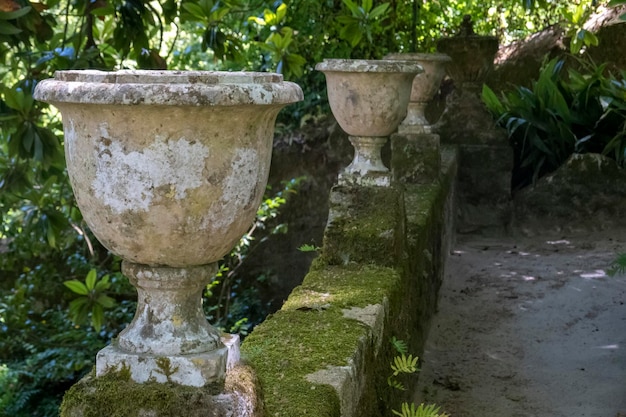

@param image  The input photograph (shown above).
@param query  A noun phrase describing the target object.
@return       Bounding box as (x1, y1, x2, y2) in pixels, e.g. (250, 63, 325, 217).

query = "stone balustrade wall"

(241, 146, 458, 417)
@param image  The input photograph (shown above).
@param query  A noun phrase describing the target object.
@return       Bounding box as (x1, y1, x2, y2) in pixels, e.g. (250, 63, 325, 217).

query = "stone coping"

(34, 70, 303, 106)
(315, 59, 423, 74)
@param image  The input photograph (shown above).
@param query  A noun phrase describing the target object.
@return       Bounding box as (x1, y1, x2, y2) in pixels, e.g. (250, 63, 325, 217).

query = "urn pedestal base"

(95, 262, 241, 387)
(339, 136, 391, 187)
(96, 334, 240, 387)
(397, 102, 433, 135)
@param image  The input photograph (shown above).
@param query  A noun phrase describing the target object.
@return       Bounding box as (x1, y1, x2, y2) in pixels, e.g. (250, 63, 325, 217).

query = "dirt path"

(414, 230, 626, 417)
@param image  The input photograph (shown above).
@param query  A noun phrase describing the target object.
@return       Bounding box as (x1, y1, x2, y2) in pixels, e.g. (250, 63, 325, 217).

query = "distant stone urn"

(315, 59, 422, 186)
(385, 52, 451, 134)
(437, 14, 498, 92)
(34, 70, 303, 387)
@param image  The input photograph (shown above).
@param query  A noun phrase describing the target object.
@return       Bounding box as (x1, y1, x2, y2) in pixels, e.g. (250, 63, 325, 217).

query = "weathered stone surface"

(241, 149, 458, 417)
(385, 53, 451, 134)
(33, 70, 303, 396)
(436, 15, 498, 90)
(514, 153, 626, 234)
(315, 59, 422, 137)
(391, 132, 440, 184)
(60, 363, 262, 417)
(316, 59, 422, 185)
(34, 70, 302, 267)
(322, 185, 406, 267)
(96, 333, 239, 388)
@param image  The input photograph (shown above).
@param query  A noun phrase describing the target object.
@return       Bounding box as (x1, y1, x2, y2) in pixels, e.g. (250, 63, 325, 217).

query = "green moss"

(242, 264, 404, 417)
(242, 309, 357, 417)
(60, 368, 225, 417)
(321, 185, 404, 267)
(285, 264, 402, 310)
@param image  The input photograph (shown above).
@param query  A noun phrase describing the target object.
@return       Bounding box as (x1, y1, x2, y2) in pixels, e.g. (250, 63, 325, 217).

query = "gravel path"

(414, 230, 626, 417)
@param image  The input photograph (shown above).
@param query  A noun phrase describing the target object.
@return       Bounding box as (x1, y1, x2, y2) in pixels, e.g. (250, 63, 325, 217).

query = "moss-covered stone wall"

(241, 147, 458, 417)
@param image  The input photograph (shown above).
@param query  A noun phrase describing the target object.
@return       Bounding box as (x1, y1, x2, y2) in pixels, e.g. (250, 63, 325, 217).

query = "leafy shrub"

(483, 56, 626, 190)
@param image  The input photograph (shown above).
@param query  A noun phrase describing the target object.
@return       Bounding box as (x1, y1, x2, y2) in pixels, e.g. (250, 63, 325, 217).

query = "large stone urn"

(384, 52, 451, 134)
(34, 70, 303, 388)
(315, 59, 422, 186)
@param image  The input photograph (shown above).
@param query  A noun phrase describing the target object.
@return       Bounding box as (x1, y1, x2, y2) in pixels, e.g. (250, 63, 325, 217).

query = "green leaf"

(85, 269, 97, 291)
(64, 280, 89, 295)
(297, 243, 320, 252)
(362, 0, 373, 13)
(94, 275, 111, 291)
(182, 3, 206, 19)
(0, 20, 21, 35)
(342, 0, 360, 14)
(369, 3, 390, 19)
(339, 22, 362, 47)
(3, 87, 25, 111)
(91, 304, 104, 331)
(96, 294, 116, 309)
(482, 84, 504, 115)
(275, 3, 287, 22)
(0, 6, 32, 20)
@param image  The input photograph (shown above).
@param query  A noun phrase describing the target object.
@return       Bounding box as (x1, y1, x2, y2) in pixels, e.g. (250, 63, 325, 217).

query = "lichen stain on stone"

(64, 119, 77, 165)
(92, 123, 210, 214)
(203, 147, 261, 232)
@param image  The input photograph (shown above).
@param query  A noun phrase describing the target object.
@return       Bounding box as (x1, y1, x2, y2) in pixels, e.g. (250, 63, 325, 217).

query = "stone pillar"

(436, 15, 513, 234)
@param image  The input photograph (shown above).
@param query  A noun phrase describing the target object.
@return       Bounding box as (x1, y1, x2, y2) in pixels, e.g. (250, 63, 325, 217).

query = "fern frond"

(391, 336, 408, 354)
(387, 375, 406, 391)
(391, 354, 419, 376)
(392, 402, 450, 417)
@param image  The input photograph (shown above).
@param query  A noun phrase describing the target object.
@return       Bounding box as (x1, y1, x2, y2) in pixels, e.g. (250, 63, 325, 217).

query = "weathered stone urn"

(436, 14, 498, 93)
(384, 52, 451, 134)
(34, 70, 303, 388)
(315, 59, 422, 186)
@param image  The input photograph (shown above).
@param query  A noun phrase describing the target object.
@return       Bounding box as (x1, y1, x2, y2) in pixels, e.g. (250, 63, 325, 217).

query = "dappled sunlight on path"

(415, 230, 626, 417)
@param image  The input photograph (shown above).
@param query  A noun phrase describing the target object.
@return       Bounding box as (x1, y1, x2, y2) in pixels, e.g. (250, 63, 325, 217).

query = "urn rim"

(315, 59, 423, 74)
(384, 52, 452, 63)
(34, 70, 303, 107)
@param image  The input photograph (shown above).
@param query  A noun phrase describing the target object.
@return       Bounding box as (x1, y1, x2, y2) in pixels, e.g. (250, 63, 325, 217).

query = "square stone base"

(96, 334, 240, 388)
(338, 170, 391, 187)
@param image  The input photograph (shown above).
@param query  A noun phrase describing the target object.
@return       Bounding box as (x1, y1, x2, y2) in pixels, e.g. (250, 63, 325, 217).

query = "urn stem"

(116, 261, 222, 355)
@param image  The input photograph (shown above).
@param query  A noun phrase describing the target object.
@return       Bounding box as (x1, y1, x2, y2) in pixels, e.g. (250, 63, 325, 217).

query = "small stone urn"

(34, 70, 302, 388)
(315, 59, 422, 186)
(384, 53, 451, 134)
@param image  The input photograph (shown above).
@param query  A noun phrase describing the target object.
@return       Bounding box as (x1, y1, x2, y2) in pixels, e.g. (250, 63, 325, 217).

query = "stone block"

(322, 185, 406, 267)
(391, 132, 441, 184)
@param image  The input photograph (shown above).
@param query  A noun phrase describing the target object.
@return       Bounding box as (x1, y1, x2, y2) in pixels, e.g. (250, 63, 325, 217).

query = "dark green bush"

(483, 57, 626, 190)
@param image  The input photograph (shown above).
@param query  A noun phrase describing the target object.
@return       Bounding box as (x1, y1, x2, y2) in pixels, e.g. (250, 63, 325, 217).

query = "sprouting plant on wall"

(394, 403, 451, 417)
(297, 243, 320, 252)
(388, 337, 450, 417)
